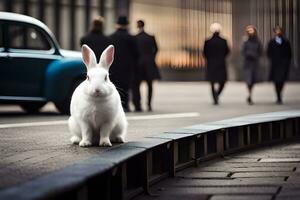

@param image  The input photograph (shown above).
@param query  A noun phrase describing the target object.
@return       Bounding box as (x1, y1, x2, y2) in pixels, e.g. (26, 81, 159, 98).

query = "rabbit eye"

(104, 75, 108, 81)
(86, 75, 90, 81)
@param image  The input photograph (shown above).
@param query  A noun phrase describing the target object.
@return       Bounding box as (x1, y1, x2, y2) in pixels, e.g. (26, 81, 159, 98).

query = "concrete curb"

(0, 110, 299, 200)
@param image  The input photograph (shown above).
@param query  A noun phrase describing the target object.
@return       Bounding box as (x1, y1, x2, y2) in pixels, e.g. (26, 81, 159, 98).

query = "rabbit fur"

(68, 44, 127, 147)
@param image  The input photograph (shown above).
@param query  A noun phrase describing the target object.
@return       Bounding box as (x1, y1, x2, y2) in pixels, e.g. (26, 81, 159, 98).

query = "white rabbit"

(68, 44, 127, 147)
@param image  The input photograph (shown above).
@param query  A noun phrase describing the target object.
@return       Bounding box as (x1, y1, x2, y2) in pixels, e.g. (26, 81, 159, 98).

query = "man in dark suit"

(267, 26, 292, 104)
(109, 16, 139, 112)
(80, 16, 111, 62)
(133, 20, 160, 112)
(203, 23, 230, 105)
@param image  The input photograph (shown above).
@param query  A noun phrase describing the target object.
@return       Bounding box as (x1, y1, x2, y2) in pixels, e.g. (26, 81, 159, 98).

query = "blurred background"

(1, 0, 299, 81)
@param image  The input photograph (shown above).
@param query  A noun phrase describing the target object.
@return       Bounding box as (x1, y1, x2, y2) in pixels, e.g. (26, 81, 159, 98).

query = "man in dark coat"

(80, 16, 111, 62)
(203, 23, 230, 105)
(109, 16, 139, 112)
(133, 20, 160, 112)
(267, 26, 292, 104)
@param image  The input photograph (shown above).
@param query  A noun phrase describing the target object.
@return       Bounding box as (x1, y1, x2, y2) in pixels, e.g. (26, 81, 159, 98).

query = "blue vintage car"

(0, 12, 86, 114)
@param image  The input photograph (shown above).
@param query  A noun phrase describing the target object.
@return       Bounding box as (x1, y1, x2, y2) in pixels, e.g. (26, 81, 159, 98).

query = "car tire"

(20, 102, 46, 114)
(55, 78, 84, 115)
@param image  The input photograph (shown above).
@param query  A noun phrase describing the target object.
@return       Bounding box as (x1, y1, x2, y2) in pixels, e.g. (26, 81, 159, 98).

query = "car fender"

(44, 59, 86, 103)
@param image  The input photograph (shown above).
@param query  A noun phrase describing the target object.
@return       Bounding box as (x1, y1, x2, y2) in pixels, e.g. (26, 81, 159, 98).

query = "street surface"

(0, 82, 300, 189)
(135, 141, 300, 200)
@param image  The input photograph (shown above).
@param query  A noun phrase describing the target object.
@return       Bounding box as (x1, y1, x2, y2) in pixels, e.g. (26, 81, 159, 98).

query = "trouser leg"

(247, 83, 254, 104)
(247, 84, 253, 94)
(217, 82, 225, 96)
(116, 82, 130, 111)
(146, 80, 153, 111)
(132, 79, 142, 111)
(275, 82, 284, 104)
(210, 82, 218, 104)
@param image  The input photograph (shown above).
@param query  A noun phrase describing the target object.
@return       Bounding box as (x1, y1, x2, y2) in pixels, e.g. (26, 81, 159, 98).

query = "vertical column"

(271, 0, 276, 32)
(70, 0, 76, 50)
(238, 127, 245, 147)
(231, 0, 251, 80)
(23, 0, 29, 15)
(143, 152, 152, 193)
(54, 0, 61, 43)
(216, 130, 224, 154)
(297, 0, 300, 69)
(115, 0, 129, 17)
(85, 0, 91, 32)
(278, 0, 283, 26)
(173, 142, 178, 169)
(5, 0, 13, 12)
(170, 142, 175, 177)
(99, 0, 105, 16)
(38, 0, 45, 22)
(103, 0, 115, 35)
(203, 134, 208, 155)
(121, 163, 127, 200)
(189, 139, 196, 164)
(282, 0, 286, 33)
(291, 0, 296, 71)
(224, 130, 229, 150)
(258, 124, 262, 144)
(275, 0, 279, 25)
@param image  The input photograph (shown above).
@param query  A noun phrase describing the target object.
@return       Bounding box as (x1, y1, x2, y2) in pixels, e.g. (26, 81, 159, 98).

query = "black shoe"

(276, 99, 283, 105)
(148, 105, 152, 112)
(212, 93, 219, 105)
(135, 107, 143, 112)
(247, 97, 253, 105)
(123, 107, 131, 112)
(213, 100, 219, 105)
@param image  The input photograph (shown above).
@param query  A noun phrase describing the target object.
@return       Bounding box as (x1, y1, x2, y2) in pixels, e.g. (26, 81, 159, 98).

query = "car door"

(6, 22, 60, 98)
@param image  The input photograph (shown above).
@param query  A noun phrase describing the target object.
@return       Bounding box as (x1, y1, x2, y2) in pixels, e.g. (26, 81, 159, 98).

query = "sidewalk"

(135, 142, 300, 200)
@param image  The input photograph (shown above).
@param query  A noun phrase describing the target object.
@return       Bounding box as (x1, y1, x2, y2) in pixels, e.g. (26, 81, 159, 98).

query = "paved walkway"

(135, 141, 300, 200)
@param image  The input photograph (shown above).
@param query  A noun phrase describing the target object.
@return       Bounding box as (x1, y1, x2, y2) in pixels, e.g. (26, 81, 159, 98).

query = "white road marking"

(0, 120, 68, 129)
(127, 112, 200, 120)
(0, 112, 200, 129)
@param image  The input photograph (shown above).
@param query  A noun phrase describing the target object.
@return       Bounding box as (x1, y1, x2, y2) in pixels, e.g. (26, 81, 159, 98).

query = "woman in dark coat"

(241, 25, 262, 105)
(267, 26, 292, 104)
(203, 23, 230, 105)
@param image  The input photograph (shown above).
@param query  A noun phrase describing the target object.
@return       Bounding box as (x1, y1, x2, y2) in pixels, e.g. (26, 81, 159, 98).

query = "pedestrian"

(203, 22, 230, 105)
(109, 16, 139, 112)
(241, 25, 262, 105)
(80, 16, 111, 62)
(133, 20, 160, 112)
(267, 26, 292, 104)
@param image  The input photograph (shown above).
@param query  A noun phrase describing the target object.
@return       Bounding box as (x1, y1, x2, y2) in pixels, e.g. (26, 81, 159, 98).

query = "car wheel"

(55, 78, 83, 115)
(20, 102, 46, 114)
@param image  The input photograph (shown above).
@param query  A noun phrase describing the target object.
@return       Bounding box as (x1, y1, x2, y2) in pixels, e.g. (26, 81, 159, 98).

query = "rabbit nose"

(95, 89, 100, 93)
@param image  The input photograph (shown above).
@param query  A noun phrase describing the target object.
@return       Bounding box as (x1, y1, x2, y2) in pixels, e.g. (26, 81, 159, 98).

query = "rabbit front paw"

(79, 140, 92, 147)
(111, 136, 125, 143)
(99, 137, 112, 147)
(70, 136, 81, 144)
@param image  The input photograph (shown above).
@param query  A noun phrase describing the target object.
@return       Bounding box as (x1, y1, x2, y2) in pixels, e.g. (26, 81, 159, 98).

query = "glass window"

(8, 24, 51, 51)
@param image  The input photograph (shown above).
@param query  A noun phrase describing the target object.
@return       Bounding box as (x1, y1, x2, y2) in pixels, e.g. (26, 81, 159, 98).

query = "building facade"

(0, 0, 299, 81)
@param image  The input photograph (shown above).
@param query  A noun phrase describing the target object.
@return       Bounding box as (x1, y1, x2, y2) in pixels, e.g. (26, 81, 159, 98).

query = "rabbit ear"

(99, 45, 114, 70)
(82, 45, 97, 70)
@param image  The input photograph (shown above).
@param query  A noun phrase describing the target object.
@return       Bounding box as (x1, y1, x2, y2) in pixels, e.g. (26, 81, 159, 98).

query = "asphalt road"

(0, 82, 300, 189)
